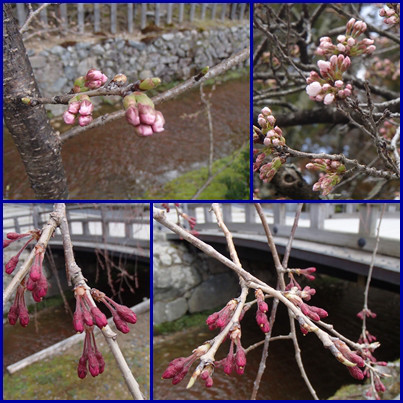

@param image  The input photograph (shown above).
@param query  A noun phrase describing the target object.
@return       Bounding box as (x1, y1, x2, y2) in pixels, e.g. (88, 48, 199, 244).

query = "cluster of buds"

(366, 57, 400, 81)
(305, 159, 346, 196)
(181, 213, 197, 230)
(306, 56, 353, 105)
(4, 231, 39, 274)
(215, 327, 246, 376)
(162, 343, 210, 385)
(91, 288, 137, 333)
(379, 4, 400, 25)
(253, 107, 286, 183)
(316, 19, 376, 58)
(379, 119, 398, 141)
(123, 92, 165, 136)
(206, 299, 238, 331)
(8, 284, 29, 327)
(285, 286, 328, 323)
(73, 69, 108, 93)
(26, 245, 48, 302)
(77, 327, 105, 379)
(332, 338, 365, 380)
(63, 94, 94, 127)
(255, 289, 270, 333)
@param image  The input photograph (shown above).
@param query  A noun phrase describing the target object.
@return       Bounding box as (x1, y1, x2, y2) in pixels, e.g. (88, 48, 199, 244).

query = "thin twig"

(20, 3, 52, 34)
(391, 126, 400, 171)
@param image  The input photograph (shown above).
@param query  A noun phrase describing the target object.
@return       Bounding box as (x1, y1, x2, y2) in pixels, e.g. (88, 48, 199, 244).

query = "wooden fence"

(179, 203, 400, 257)
(14, 3, 249, 34)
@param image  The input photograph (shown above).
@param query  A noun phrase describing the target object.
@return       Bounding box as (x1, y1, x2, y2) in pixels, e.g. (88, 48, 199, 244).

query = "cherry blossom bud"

(366, 45, 376, 54)
(152, 111, 165, 133)
(335, 80, 344, 88)
(133, 91, 155, 108)
(346, 18, 356, 32)
(348, 365, 364, 380)
(8, 305, 18, 325)
(379, 8, 386, 17)
(95, 351, 105, 374)
(88, 353, 100, 377)
(306, 82, 322, 97)
(3, 239, 14, 248)
(86, 69, 104, 82)
(77, 356, 88, 379)
(123, 94, 137, 109)
(63, 111, 76, 125)
(324, 93, 335, 105)
(258, 117, 267, 127)
(138, 104, 156, 125)
(34, 275, 48, 298)
(19, 305, 29, 327)
(337, 43, 346, 52)
(205, 376, 213, 388)
(134, 124, 154, 137)
(266, 115, 276, 126)
(235, 348, 247, 374)
(73, 310, 84, 333)
(256, 311, 270, 333)
(317, 60, 331, 72)
(139, 77, 161, 91)
(78, 115, 93, 127)
(261, 107, 272, 115)
(347, 37, 355, 47)
(68, 101, 81, 114)
(82, 308, 94, 326)
(5, 256, 19, 274)
(29, 255, 42, 282)
(90, 306, 108, 328)
(113, 312, 130, 333)
(79, 99, 94, 116)
(125, 106, 141, 126)
(337, 35, 346, 43)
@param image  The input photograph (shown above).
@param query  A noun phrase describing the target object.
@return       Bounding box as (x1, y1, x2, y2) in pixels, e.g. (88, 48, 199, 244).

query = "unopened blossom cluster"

(123, 91, 165, 137)
(253, 107, 286, 183)
(306, 19, 376, 105)
(162, 286, 275, 388)
(4, 230, 48, 327)
(63, 94, 94, 127)
(305, 159, 346, 196)
(74, 286, 137, 378)
(366, 57, 400, 81)
(379, 120, 398, 140)
(379, 3, 400, 25)
(161, 203, 198, 236)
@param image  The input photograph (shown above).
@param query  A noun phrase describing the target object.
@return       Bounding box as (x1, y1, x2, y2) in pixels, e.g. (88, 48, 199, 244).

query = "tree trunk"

(3, 4, 68, 199)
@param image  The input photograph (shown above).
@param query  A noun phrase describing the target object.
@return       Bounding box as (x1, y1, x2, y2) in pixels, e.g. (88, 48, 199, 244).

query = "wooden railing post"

(110, 3, 117, 34)
(94, 3, 100, 33)
(201, 4, 207, 20)
(310, 204, 326, 230)
(179, 3, 184, 23)
(155, 3, 160, 26)
(273, 204, 286, 226)
(190, 4, 196, 21)
(167, 3, 173, 24)
(221, 4, 227, 20)
(141, 4, 147, 30)
(211, 3, 217, 19)
(77, 3, 84, 34)
(230, 3, 237, 20)
(59, 4, 67, 29)
(222, 204, 232, 223)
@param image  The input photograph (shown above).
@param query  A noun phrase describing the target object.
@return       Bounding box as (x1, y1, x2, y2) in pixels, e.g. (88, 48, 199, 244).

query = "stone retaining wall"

(27, 24, 249, 116)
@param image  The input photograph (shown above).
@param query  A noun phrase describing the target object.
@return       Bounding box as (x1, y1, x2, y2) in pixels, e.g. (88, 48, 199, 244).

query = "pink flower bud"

(337, 43, 346, 52)
(337, 35, 346, 43)
(134, 124, 154, 137)
(90, 306, 108, 328)
(335, 80, 344, 88)
(258, 300, 269, 313)
(347, 37, 355, 47)
(317, 60, 331, 72)
(366, 45, 376, 54)
(206, 312, 219, 329)
(5, 256, 19, 274)
(82, 309, 94, 326)
(342, 56, 351, 70)
(19, 305, 29, 327)
(96, 350, 105, 374)
(73, 310, 84, 333)
(256, 311, 270, 333)
(113, 312, 130, 333)
(322, 83, 331, 91)
(3, 239, 14, 248)
(79, 99, 94, 116)
(68, 101, 81, 114)
(87, 80, 103, 89)
(306, 82, 322, 97)
(205, 376, 213, 388)
(125, 106, 141, 126)
(29, 257, 42, 282)
(86, 69, 104, 81)
(258, 117, 267, 127)
(320, 36, 332, 43)
(261, 106, 272, 115)
(7, 232, 30, 240)
(348, 365, 364, 380)
(77, 356, 88, 379)
(34, 275, 48, 298)
(266, 115, 276, 126)
(101, 74, 108, 85)
(324, 93, 335, 105)
(235, 348, 246, 374)
(346, 18, 356, 32)
(88, 353, 100, 377)
(379, 8, 386, 17)
(329, 55, 338, 66)
(300, 303, 320, 321)
(114, 304, 137, 324)
(78, 115, 93, 127)
(138, 104, 157, 125)
(8, 305, 19, 325)
(63, 111, 76, 125)
(152, 111, 165, 133)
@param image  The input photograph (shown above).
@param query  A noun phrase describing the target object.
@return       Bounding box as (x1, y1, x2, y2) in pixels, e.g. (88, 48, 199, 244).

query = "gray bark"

(3, 4, 68, 199)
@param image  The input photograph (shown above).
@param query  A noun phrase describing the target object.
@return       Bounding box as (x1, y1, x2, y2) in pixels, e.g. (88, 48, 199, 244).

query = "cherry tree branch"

(54, 47, 248, 142)
(20, 3, 52, 34)
(54, 203, 144, 400)
(3, 210, 59, 306)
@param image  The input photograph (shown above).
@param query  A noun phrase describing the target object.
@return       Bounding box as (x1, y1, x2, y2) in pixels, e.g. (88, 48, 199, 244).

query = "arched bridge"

(162, 203, 400, 286)
(3, 204, 150, 262)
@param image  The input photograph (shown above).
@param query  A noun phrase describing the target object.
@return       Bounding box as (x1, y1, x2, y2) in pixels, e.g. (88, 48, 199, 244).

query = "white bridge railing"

(3, 204, 150, 250)
(182, 203, 400, 258)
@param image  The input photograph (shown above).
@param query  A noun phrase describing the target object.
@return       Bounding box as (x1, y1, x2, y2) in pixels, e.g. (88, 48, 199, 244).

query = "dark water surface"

(3, 78, 249, 199)
(153, 280, 400, 400)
